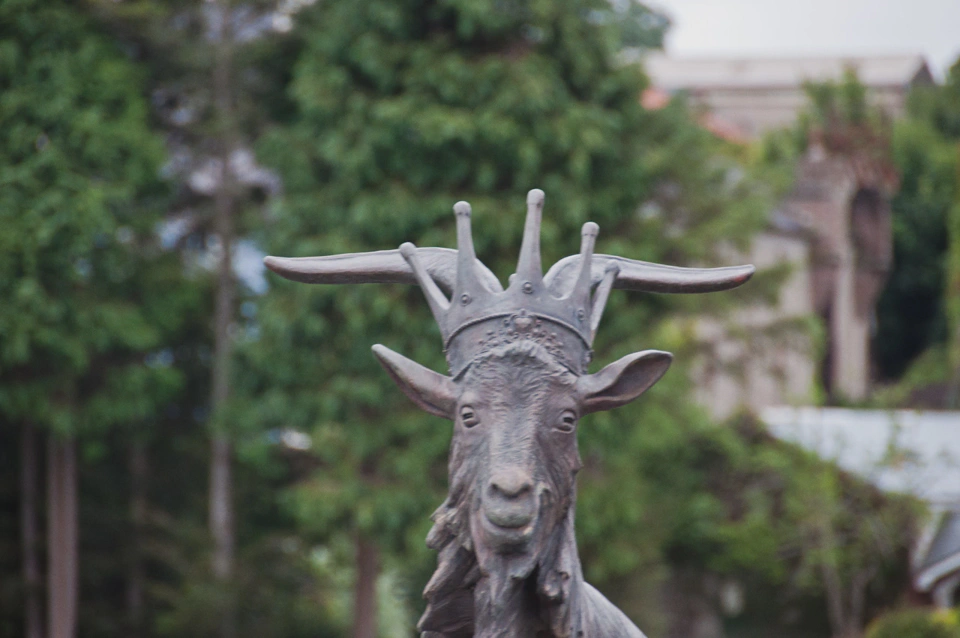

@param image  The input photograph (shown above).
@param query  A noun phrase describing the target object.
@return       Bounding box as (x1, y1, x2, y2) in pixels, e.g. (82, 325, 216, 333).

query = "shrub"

(866, 608, 960, 638)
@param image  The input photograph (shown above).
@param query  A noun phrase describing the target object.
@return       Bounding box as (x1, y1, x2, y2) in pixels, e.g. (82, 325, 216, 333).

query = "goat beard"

(470, 518, 541, 638)
(419, 495, 578, 638)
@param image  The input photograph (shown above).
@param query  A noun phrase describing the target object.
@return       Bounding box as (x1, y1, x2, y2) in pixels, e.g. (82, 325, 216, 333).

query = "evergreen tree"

(87, 3, 297, 634)
(0, 1, 176, 636)
(242, 0, 769, 632)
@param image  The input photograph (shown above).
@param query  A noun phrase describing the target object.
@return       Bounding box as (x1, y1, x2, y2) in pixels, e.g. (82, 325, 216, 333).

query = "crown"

(262, 188, 755, 377)
(400, 190, 615, 377)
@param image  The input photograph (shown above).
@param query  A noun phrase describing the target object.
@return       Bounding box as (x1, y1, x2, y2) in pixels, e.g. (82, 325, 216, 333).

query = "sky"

(649, 0, 960, 78)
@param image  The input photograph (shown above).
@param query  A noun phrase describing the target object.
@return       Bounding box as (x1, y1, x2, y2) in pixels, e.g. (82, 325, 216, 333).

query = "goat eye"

(556, 410, 577, 433)
(460, 406, 478, 428)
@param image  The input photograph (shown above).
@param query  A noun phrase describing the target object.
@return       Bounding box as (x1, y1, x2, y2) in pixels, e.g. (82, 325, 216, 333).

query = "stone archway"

(781, 147, 893, 402)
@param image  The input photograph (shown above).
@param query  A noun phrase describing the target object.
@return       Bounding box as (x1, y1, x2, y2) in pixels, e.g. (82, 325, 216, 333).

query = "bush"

(866, 608, 960, 638)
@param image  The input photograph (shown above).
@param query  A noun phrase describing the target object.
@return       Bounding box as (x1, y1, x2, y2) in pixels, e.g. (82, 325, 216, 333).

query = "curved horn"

(543, 254, 754, 295)
(263, 247, 504, 295)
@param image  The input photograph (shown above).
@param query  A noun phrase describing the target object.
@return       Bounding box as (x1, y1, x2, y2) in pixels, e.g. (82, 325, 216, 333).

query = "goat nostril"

(489, 470, 533, 499)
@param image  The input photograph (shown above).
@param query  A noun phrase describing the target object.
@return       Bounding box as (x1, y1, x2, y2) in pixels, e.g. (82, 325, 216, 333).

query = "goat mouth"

(484, 506, 535, 528)
(479, 508, 536, 548)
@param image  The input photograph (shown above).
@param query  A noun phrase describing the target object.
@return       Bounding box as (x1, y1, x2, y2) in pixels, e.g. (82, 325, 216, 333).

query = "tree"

(0, 2, 174, 636)
(87, 2, 294, 634)
(874, 57, 960, 385)
(242, 0, 770, 633)
(651, 416, 919, 638)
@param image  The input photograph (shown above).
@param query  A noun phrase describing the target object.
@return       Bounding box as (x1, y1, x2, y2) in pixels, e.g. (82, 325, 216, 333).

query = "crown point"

(527, 189, 545, 207)
(454, 201, 471, 216)
(399, 242, 417, 258)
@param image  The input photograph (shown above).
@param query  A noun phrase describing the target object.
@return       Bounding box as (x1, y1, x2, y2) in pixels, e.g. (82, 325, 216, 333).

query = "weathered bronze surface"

(264, 189, 754, 638)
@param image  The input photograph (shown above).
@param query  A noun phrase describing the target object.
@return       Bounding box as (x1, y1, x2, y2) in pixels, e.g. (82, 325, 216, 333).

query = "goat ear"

(578, 350, 672, 415)
(372, 344, 457, 420)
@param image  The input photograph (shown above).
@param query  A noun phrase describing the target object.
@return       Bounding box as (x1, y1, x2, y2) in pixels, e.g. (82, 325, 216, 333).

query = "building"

(644, 54, 934, 139)
(645, 55, 958, 608)
(644, 54, 933, 411)
(916, 511, 960, 609)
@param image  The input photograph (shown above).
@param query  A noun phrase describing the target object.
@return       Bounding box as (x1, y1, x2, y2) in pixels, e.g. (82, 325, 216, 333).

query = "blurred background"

(1, 0, 958, 637)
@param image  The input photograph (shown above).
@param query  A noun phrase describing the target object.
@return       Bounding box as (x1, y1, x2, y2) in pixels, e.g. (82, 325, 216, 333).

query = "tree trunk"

(21, 423, 42, 638)
(819, 558, 846, 638)
(210, 435, 235, 637)
(353, 535, 379, 638)
(814, 498, 852, 638)
(47, 436, 78, 638)
(847, 569, 872, 638)
(128, 442, 147, 637)
(209, 2, 238, 637)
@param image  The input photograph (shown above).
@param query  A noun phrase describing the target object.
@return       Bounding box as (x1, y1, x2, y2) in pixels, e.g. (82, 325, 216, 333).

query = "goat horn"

(543, 254, 755, 295)
(263, 247, 504, 295)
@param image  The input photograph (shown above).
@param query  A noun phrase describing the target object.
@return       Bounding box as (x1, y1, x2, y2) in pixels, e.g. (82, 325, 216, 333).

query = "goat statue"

(264, 189, 754, 638)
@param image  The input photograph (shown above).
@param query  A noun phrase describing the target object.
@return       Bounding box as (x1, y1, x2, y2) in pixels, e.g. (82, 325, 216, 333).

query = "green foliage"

(875, 57, 960, 380)
(590, 0, 670, 50)
(0, 0, 181, 436)
(150, 527, 341, 638)
(803, 68, 872, 127)
(874, 117, 953, 377)
(562, 406, 920, 636)
(66, 4, 338, 635)
(0, 1, 220, 636)
(636, 415, 917, 636)
(866, 608, 960, 638)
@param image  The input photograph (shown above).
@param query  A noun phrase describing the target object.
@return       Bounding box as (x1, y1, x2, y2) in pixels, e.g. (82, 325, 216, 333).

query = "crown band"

(445, 310, 592, 379)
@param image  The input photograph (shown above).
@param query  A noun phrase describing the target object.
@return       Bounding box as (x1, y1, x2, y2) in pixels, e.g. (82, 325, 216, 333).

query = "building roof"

(645, 54, 934, 91)
(763, 407, 960, 594)
(920, 512, 960, 572)
(914, 509, 960, 592)
(761, 407, 960, 506)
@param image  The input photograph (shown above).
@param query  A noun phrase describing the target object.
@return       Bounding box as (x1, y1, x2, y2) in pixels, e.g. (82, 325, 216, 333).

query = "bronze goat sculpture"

(264, 190, 753, 637)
